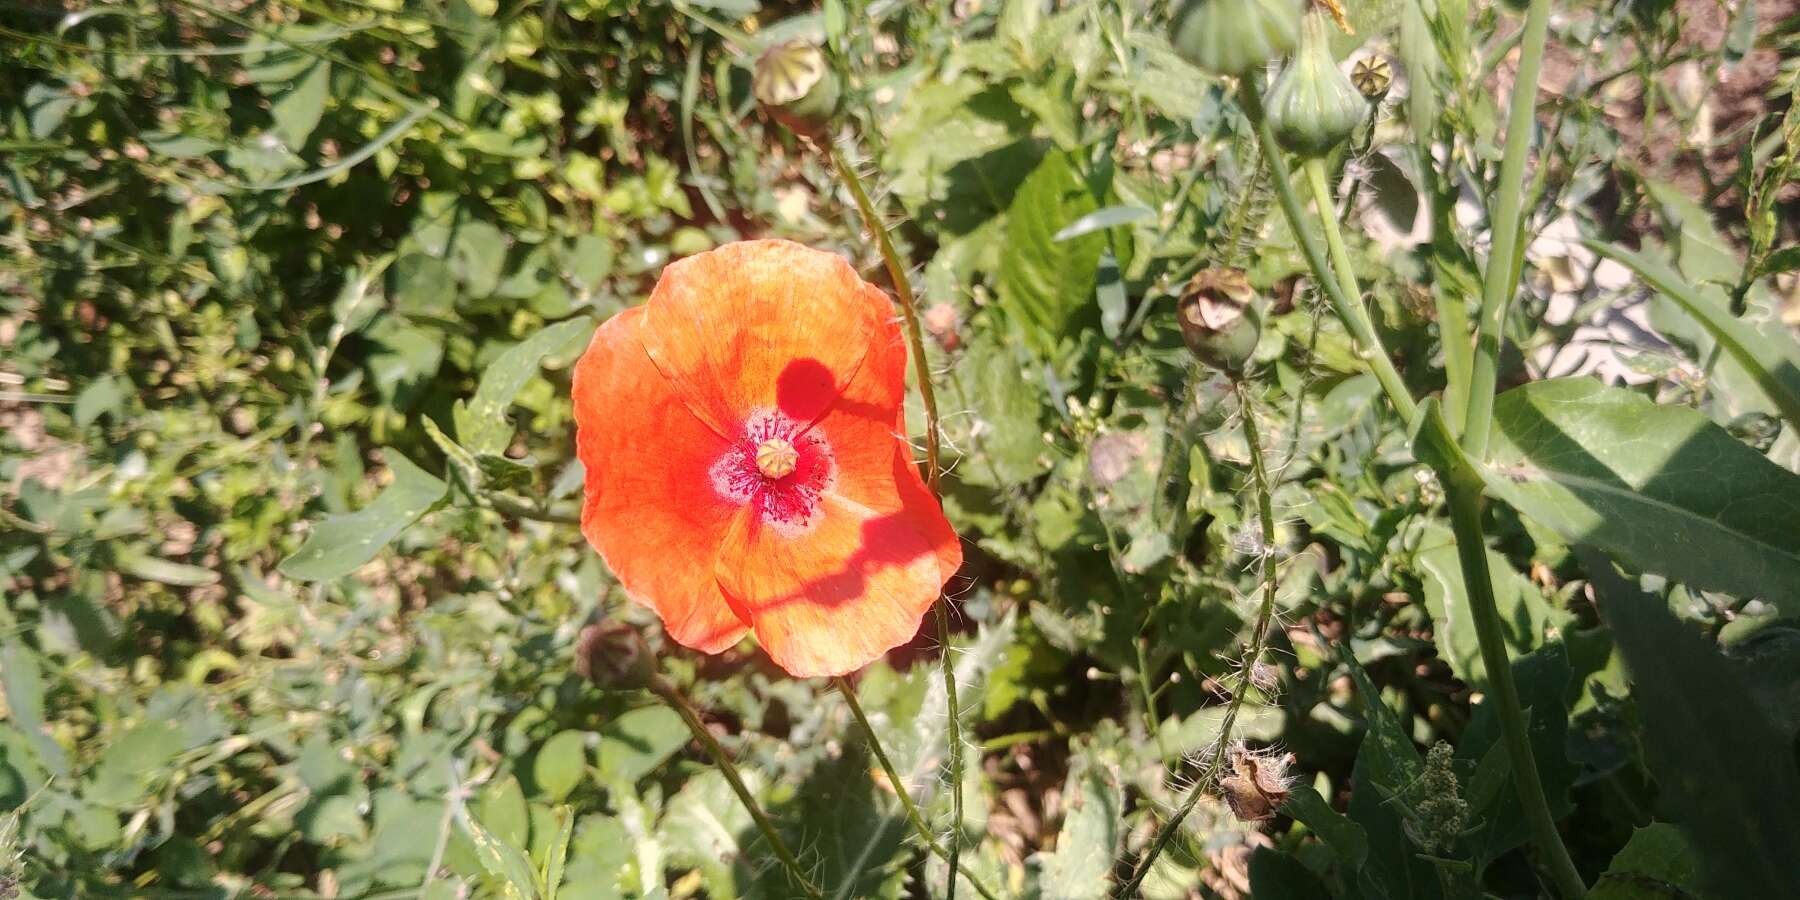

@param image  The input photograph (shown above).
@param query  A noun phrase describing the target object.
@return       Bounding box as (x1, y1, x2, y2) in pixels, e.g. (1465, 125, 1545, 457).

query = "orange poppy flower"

(572, 240, 962, 677)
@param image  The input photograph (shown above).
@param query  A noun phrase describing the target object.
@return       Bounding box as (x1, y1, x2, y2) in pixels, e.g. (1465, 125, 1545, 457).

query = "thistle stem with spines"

(1116, 378, 1284, 897)
(833, 676, 1001, 900)
(647, 675, 823, 900)
(824, 142, 965, 899)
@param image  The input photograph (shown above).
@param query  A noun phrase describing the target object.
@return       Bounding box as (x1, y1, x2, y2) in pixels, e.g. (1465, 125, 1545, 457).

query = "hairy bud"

(574, 621, 654, 691)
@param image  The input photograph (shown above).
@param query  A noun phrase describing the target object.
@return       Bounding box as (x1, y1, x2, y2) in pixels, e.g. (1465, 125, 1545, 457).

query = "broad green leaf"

(1247, 847, 1334, 900)
(594, 706, 688, 785)
(85, 720, 186, 807)
(73, 374, 125, 428)
(271, 61, 331, 151)
(1579, 549, 1800, 898)
(656, 769, 753, 898)
(1416, 526, 1566, 689)
(454, 318, 593, 456)
(1036, 741, 1122, 899)
(998, 149, 1105, 354)
(278, 453, 447, 581)
(1339, 644, 1440, 900)
(1590, 824, 1703, 900)
(1280, 784, 1367, 869)
(462, 797, 540, 900)
(479, 774, 533, 860)
(1481, 378, 1800, 610)
(1587, 239, 1800, 431)
(453, 220, 509, 299)
(1455, 643, 1575, 869)
(392, 252, 457, 318)
(534, 731, 588, 803)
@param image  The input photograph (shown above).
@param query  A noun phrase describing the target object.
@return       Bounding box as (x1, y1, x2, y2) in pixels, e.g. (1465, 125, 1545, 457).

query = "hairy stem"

(824, 141, 964, 898)
(1460, 0, 1551, 456)
(648, 676, 823, 900)
(833, 677, 1000, 900)
(1117, 380, 1283, 897)
(1241, 80, 1418, 423)
(1443, 481, 1586, 899)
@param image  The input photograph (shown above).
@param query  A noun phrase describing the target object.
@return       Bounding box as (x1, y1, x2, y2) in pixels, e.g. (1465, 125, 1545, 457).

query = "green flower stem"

(833, 677, 1001, 900)
(647, 675, 824, 900)
(1117, 379, 1283, 897)
(823, 141, 964, 899)
(1245, 73, 1586, 900)
(1240, 81, 1418, 424)
(1460, 0, 1552, 457)
(1443, 480, 1587, 899)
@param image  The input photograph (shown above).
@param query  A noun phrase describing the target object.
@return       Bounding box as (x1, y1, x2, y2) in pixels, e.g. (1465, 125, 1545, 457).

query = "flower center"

(709, 409, 836, 535)
(755, 437, 798, 479)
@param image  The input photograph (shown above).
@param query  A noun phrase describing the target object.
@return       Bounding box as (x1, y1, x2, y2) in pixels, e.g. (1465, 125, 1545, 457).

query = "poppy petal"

(574, 307, 750, 654)
(806, 303, 963, 583)
(638, 240, 887, 438)
(715, 491, 943, 677)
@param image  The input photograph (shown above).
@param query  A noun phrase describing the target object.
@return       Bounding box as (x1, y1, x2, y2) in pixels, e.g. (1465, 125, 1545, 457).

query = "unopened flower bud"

(1170, 0, 1301, 79)
(1177, 268, 1263, 374)
(753, 40, 841, 139)
(1267, 13, 1367, 157)
(574, 621, 654, 691)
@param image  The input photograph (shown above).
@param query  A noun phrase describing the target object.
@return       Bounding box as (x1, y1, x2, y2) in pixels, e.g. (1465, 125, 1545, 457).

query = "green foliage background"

(2, 0, 1798, 898)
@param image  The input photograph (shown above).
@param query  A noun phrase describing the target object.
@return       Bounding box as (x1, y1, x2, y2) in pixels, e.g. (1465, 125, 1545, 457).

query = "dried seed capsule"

(753, 40, 841, 139)
(1177, 267, 1263, 375)
(1170, 0, 1302, 79)
(1351, 54, 1394, 102)
(1267, 12, 1368, 157)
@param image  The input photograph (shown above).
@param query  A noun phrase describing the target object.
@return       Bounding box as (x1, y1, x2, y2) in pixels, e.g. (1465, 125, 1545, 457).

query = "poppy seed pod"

(1170, 0, 1302, 79)
(753, 40, 841, 139)
(1177, 268, 1263, 375)
(1267, 13, 1367, 157)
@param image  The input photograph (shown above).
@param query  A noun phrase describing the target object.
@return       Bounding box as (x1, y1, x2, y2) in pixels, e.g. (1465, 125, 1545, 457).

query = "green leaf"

(73, 374, 125, 428)
(1590, 824, 1703, 900)
(998, 149, 1105, 354)
(115, 547, 221, 587)
(271, 61, 331, 151)
(1455, 643, 1575, 869)
(1338, 645, 1438, 900)
(1416, 526, 1565, 690)
(453, 220, 509, 299)
(462, 794, 541, 900)
(1587, 239, 1800, 431)
(1247, 847, 1335, 900)
(1579, 548, 1800, 899)
(392, 253, 457, 318)
(278, 453, 447, 581)
(454, 318, 593, 457)
(1754, 244, 1800, 278)
(1280, 784, 1367, 869)
(594, 706, 688, 785)
(1035, 740, 1123, 899)
(656, 769, 754, 898)
(534, 731, 588, 803)
(86, 720, 186, 807)
(1481, 378, 1800, 611)
(1052, 204, 1153, 242)
(479, 774, 533, 858)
